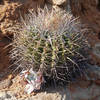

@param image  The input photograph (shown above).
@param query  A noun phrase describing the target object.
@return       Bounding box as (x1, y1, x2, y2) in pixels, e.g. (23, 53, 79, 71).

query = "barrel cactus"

(10, 8, 88, 83)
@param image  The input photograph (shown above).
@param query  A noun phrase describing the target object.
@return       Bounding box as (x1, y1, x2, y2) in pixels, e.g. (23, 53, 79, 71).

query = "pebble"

(0, 79, 12, 90)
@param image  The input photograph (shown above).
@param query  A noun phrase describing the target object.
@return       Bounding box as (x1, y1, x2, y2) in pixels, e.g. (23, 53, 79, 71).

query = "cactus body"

(10, 8, 88, 82)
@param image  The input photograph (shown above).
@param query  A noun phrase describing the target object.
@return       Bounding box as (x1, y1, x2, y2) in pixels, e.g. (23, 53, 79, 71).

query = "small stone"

(0, 13, 5, 22)
(77, 80, 92, 88)
(93, 43, 100, 58)
(47, 0, 67, 5)
(20, 80, 28, 86)
(0, 92, 12, 100)
(0, 79, 12, 90)
(95, 79, 100, 86)
(6, 93, 12, 99)
(0, 92, 7, 98)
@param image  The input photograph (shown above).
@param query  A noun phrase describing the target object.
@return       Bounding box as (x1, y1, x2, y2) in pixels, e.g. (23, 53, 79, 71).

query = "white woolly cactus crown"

(10, 8, 88, 83)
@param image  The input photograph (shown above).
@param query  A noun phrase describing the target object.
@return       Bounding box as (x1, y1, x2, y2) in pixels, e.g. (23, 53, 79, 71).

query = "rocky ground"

(0, 64, 100, 100)
(0, 84, 100, 100)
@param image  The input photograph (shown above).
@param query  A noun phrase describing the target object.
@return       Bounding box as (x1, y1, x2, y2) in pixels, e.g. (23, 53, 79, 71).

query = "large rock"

(0, 0, 45, 36)
(70, 0, 100, 65)
(70, 0, 100, 33)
